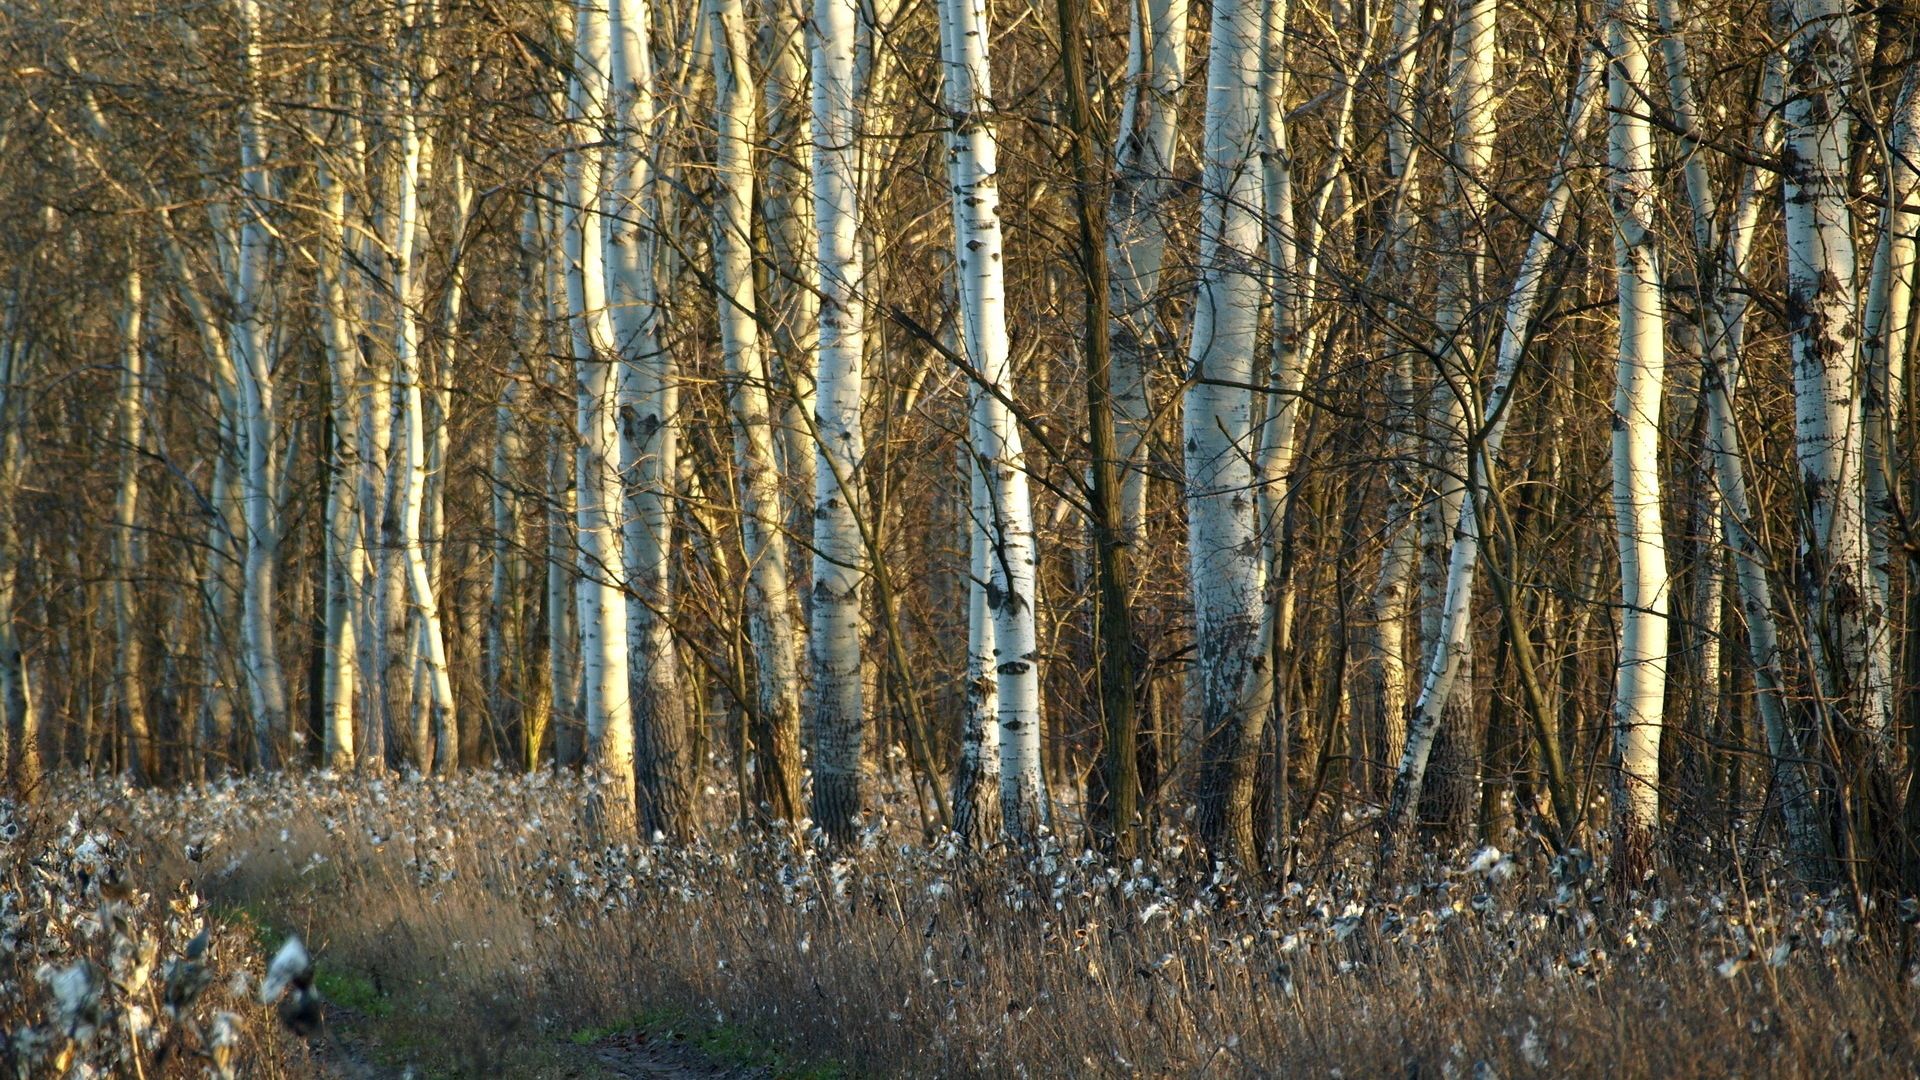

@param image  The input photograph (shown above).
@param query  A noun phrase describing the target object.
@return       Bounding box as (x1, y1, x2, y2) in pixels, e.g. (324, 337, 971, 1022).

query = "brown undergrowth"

(20, 771, 1920, 1078)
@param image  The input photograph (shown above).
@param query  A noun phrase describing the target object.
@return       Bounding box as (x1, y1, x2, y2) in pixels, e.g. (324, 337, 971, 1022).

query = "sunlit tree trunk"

(231, 0, 289, 770)
(315, 92, 362, 772)
(0, 294, 38, 801)
(1183, 0, 1270, 867)
(1688, 52, 1831, 875)
(1863, 59, 1920, 739)
(940, 0, 1048, 843)
(1383, 45, 1606, 854)
(1776, 0, 1882, 748)
(1106, 0, 1189, 540)
(1411, 0, 1495, 837)
(710, 0, 805, 829)
(807, 0, 870, 842)
(113, 267, 153, 782)
(610, 0, 692, 834)
(951, 425, 1001, 844)
(430, 109, 474, 773)
(1366, 0, 1424, 790)
(1605, 0, 1669, 871)
(571, 0, 638, 835)
(390, 44, 458, 774)
(760, 0, 820, 564)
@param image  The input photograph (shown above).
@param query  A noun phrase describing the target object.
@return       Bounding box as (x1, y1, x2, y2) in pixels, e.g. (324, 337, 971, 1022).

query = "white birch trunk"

(1776, 0, 1879, 747)
(1605, 0, 1669, 865)
(1366, 0, 1425, 786)
(951, 427, 1002, 843)
(1411, 0, 1495, 835)
(807, 0, 870, 842)
(610, 0, 691, 832)
(391, 52, 459, 774)
(571, 0, 639, 834)
(940, 0, 1047, 842)
(760, 0, 821, 568)
(1384, 46, 1606, 845)
(1183, 0, 1270, 865)
(231, 0, 289, 770)
(114, 267, 152, 782)
(710, 0, 806, 827)
(1862, 60, 1920, 741)
(1106, 0, 1190, 540)
(315, 102, 362, 772)
(1693, 52, 1830, 872)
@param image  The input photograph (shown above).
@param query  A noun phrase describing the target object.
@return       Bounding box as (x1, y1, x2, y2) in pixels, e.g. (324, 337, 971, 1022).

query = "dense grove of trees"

(4, 0, 1920, 896)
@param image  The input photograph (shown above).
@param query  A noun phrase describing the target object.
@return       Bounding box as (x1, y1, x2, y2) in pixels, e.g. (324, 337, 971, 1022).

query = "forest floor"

(11, 770, 1920, 1077)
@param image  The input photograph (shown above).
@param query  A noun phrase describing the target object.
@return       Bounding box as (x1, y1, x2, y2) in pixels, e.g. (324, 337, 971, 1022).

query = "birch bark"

(711, 0, 806, 828)
(1605, 0, 1669, 868)
(114, 267, 153, 782)
(571, 0, 639, 834)
(1776, 0, 1881, 748)
(1183, 0, 1270, 866)
(607, 0, 691, 831)
(1383, 46, 1606, 852)
(940, 0, 1048, 841)
(231, 0, 289, 770)
(808, 0, 870, 842)
(1106, 0, 1190, 540)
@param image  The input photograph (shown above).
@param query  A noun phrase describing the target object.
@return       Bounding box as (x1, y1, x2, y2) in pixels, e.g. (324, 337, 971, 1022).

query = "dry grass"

(18, 771, 1920, 1078)
(0, 794, 305, 1077)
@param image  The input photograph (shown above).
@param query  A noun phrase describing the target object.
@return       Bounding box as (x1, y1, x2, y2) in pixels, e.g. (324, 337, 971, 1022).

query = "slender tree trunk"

(315, 113, 362, 772)
(114, 267, 153, 783)
(231, 0, 288, 770)
(951, 430, 1002, 844)
(1366, 0, 1425, 793)
(1605, 0, 1669, 874)
(0, 304, 38, 802)
(711, 0, 805, 830)
(1057, 0, 1140, 854)
(808, 0, 871, 843)
(1777, 0, 1882, 747)
(1383, 45, 1605, 856)
(392, 55, 458, 775)
(1106, 0, 1190, 541)
(1183, 0, 1270, 868)
(571, 0, 639, 835)
(1864, 56, 1920, 752)
(610, 0, 692, 835)
(940, 0, 1048, 843)
(760, 0, 821, 571)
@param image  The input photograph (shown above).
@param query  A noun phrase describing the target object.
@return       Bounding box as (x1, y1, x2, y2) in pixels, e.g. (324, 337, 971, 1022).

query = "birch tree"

(113, 266, 153, 782)
(940, 0, 1048, 842)
(230, 0, 289, 770)
(0, 276, 39, 799)
(314, 70, 362, 772)
(1383, 44, 1606, 855)
(1605, 0, 1668, 868)
(710, 0, 806, 828)
(391, 11, 459, 773)
(1775, 0, 1880, 753)
(571, 0, 639, 835)
(1414, 0, 1496, 836)
(1862, 50, 1920, 736)
(808, 0, 870, 842)
(1364, 0, 1427, 789)
(1106, 0, 1190, 540)
(1182, 0, 1270, 867)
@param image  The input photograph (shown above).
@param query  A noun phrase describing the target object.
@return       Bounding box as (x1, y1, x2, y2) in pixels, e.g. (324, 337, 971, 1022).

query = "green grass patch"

(212, 898, 393, 1018)
(570, 1004, 848, 1079)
